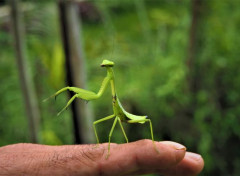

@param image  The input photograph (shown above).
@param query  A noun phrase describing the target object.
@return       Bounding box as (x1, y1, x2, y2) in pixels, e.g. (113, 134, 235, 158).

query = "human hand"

(0, 140, 204, 176)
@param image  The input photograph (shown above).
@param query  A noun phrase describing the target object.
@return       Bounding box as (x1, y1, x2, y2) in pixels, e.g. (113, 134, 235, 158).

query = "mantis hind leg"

(117, 117, 128, 143)
(128, 119, 159, 153)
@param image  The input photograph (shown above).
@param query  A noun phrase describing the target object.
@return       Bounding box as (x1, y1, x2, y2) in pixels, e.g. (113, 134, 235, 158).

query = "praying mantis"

(45, 60, 158, 158)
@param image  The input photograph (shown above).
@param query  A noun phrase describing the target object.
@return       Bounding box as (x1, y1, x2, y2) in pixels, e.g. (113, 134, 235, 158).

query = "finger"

(163, 152, 204, 176)
(0, 141, 187, 176)
(98, 140, 186, 175)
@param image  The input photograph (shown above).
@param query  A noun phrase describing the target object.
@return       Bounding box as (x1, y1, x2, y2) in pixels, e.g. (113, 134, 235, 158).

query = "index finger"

(98, 140, 186, 175)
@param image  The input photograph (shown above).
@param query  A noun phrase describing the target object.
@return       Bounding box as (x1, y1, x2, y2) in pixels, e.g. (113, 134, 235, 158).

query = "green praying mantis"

(45, 60, 158, 158)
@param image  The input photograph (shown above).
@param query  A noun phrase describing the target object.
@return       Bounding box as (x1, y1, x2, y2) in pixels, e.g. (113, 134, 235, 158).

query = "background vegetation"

(0, 0, 240, 175)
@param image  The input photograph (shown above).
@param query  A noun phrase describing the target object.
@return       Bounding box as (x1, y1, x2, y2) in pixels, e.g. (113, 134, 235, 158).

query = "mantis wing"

(116, 97, 147, 124)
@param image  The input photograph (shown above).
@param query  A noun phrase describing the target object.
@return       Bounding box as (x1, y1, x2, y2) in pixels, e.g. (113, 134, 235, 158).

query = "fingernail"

(160, 141, 186, 150)
(187, 152, 202, 161)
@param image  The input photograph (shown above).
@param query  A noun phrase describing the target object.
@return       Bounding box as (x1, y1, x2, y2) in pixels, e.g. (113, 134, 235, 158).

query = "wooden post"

(187, 0, 202, 91)
(58, 0, 94, 144)
(9, 0, 40, 143)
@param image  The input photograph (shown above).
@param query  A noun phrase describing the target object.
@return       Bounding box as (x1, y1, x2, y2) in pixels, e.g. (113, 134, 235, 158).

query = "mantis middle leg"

(117, 117, 128, 143)
(107, 117, 118, 158)
(93, 114, 115, 144)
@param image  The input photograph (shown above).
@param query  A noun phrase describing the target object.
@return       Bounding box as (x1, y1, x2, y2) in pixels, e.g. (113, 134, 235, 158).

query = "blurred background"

(0, 0, 240, 175)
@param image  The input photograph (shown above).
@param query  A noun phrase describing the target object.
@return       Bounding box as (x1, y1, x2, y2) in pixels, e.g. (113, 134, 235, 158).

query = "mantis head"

(101, 60, 114, 67)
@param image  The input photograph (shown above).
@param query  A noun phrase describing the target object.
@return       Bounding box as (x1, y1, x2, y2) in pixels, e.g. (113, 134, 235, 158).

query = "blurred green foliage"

(0, 0, 240, 175)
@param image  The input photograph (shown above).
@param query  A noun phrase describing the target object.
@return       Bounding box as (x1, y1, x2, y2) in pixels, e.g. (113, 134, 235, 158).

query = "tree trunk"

(58, 0, 94, 144)
(187, 0, 202, 92)
(9, 0, 40, 143)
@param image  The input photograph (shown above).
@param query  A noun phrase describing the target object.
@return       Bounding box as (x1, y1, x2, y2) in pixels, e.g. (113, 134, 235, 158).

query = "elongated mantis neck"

(107, 67, 116, 97)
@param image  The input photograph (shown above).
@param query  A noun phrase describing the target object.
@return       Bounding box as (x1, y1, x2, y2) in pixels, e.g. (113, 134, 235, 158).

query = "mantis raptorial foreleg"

(43, 87, 69, 102)
(43, 86, 100, 103)
(43, 86, 102, 115)
(44, 76, 111, 115)
(57, 94, 78, 116)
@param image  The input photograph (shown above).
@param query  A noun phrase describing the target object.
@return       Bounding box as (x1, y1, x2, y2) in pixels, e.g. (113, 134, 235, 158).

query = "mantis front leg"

(57, 94, 78, 116)
(44, 75, 111, 115)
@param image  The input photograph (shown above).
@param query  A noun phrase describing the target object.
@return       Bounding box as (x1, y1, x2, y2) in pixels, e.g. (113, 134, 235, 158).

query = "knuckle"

(81, 145, 105, 162)
(138, 139, 153, 146)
